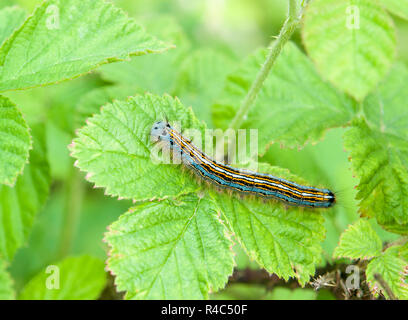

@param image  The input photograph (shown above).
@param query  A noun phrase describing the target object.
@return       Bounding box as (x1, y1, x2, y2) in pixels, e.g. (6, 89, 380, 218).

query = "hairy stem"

(228, 0, 306, 131)
(374, 273, 397, 300)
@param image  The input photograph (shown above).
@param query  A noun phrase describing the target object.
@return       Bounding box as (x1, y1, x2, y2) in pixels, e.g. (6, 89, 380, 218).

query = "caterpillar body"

(150, 121, 335, 208)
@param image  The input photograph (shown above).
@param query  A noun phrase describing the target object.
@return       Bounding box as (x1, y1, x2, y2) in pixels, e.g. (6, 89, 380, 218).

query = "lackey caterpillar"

(150, 121, 335, 208)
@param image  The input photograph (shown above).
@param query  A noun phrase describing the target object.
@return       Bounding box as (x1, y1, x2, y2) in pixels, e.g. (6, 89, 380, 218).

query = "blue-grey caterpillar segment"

(150, 121, 336, 208)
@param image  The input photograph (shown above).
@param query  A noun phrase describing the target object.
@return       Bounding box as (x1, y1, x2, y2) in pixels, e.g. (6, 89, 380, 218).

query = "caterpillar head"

(150, 121, 173, 143)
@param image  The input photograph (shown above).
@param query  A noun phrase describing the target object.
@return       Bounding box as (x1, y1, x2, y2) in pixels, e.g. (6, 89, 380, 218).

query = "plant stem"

(383, 236, 408, 251)
(59, 165, 84, 258)
(374, 273, 397, 300)
(288, 0, 298, 18)
(228, 0, 305, 131)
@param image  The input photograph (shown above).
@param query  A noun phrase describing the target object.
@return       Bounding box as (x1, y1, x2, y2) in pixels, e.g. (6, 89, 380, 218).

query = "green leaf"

(0, 258, 14, 299)
(0, 95, 31, 186)
(344, 120, 408, 234)
(173, 48, 236, 127)
(212, 43, 355, 151)
(344, 65, 408, 234)
(100, 15, 189, 94)
(261, 128, 360, 262)
(0, 125, 50, 261)
(18, 255, 107, 300)
(8, 186, 131, 290)
(366, 247, 408, 299)
(363, 63, 408, 139)
(302, 0, 396, 101)
(0, 0, 169, 92)
(0, 6, 26, 45)
(105, 193, 234, 299)
(211, 163, 326, 286)
(378, 0, 408, 20)
(400, 243, 408, 262)
(70, 93, 204, 201)
(333, 219, 382, 260)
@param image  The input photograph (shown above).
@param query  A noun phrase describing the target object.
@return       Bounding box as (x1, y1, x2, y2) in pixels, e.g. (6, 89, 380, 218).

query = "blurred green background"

(1, 0, 407, 299)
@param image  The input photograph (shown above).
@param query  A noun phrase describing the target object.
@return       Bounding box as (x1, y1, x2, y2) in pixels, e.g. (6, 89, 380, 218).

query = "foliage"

(212, 43, 356, 151)
(365, 247, 408, 300)
(0, 258, 14, 299)
(0, 125, 49, 261)
(335, 219, 408, 300)
(18, 255, 106, 300)
(70, 94, 204, 201)
(0, 0, 168, 92)
(343, 64, 408, 234)
(0, 0, 407, 300)
(0, 96, 31, 186)
(106, 193, 234, 299)
(333, 219, 382, 260)
(211, 164, 326, 286)
(302, 0, 396, 101)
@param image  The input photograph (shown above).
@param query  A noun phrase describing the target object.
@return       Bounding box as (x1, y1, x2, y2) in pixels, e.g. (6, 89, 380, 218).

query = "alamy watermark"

(45, 265, 60, 290)
(312, 264, 362, 297)
(345, 265, 360, 290)
(45, 5, 60, 30)
(150, 122, 259, 171)
(346, 5, 360, 30)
